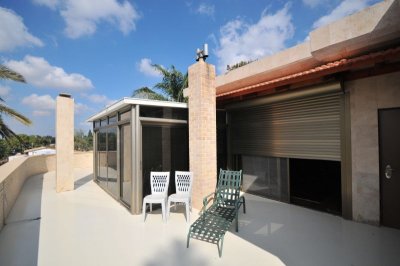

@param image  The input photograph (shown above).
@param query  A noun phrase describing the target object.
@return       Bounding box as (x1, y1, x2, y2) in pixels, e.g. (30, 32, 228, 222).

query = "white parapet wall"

(0, 152, 93, 232)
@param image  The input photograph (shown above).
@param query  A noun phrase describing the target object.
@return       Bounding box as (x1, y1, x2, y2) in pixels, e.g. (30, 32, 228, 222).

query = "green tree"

(74, 129, 92, 151)
(0, 65, 32, 140)
(87, 130, 93, 148)
(132, 86, 167, 101)
(132, 64, 188, 102)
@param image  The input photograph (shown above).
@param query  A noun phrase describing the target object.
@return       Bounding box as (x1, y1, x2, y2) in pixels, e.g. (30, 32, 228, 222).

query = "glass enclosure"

(93, 103, 188, 214)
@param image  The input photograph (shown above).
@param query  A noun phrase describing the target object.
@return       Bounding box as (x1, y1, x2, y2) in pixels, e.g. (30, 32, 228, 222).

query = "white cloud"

(0, 86, 11, 98)
(32, 0, 60, 9)
(5, 55, 93, 91)
(33, 0, 140, 39)
(196, 3, 215, 16)
(33, 110, 52, 116)
(137, 58, 161, 77)
(215, 4, 294, 73)
(22, 94, 56, 110)
(75, 102, 90, 114)
(313, 0, 371, 28)
(303, 0, 325, 8)
(81, 93, 116, 105)
(0, 7, 44, 52)
(22, 93, 90, 115)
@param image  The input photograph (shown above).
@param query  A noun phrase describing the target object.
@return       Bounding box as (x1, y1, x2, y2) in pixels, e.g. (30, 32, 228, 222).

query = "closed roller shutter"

(229, 92, 342, 161)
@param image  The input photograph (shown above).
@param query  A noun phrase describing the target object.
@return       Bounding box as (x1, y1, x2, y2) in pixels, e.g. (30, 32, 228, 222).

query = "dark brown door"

(379, 108, 400, 229)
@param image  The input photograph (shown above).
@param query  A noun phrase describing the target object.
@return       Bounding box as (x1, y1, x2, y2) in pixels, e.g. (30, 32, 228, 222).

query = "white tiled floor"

(1, 170, 400, 266)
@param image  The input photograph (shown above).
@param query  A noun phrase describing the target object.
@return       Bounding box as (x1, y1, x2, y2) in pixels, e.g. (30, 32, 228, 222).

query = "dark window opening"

(290, 158, 342, 215)
(140, 106, 188, 120)
(240, 155, 289, 202)
(217, 110, 227, 173)
(141, 125, 189, 206)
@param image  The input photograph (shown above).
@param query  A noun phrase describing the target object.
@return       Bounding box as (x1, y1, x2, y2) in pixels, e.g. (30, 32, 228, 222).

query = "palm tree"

(0, 65, 32, 140)
(0, 65, 25, 82)
(132, 86, 167, 101)
(132, 64, 188, 102)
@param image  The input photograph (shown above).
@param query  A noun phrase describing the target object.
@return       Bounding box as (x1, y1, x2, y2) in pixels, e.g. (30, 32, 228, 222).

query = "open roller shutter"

(228, 91, 342, 161)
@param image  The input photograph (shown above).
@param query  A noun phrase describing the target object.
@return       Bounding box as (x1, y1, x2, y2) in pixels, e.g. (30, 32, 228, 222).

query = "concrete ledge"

(0, 152, 93, 232)
(310, 0, 400, 62)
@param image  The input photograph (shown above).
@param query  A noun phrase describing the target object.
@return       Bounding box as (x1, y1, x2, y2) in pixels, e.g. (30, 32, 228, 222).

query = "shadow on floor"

(0, 173, 44, 266)
(74, 173, 93, 189)
(231, 194, 400, 266)
(144, 239, 207, 266)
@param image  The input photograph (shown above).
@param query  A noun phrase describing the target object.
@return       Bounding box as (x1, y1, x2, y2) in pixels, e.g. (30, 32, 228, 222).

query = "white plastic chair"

(142, 171, 170, 222)
(167, 171, 193, 222)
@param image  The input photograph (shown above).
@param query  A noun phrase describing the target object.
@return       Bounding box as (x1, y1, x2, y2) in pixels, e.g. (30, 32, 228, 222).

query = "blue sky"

(0, 0, 380, 136)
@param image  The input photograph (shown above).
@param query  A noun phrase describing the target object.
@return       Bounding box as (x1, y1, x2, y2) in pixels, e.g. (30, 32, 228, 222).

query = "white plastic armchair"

(167, 171, 193, 222)
(142, 171, 170, 222)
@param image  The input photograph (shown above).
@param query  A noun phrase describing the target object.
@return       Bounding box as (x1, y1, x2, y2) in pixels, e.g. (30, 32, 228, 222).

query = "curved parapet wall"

(0, 152, 93, 231)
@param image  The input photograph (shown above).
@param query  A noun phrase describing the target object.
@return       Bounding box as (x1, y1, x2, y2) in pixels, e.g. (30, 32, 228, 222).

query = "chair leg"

(186, 231, 191, 248)
(142, 201, 146, 222)
(242, 196, 246, 214)
(185, 201, 190, 223)
(167, 199, 171, 218)
(235, 212, 239, 232)
(218, 237, 224, 257)
(161, 201, 166, 222)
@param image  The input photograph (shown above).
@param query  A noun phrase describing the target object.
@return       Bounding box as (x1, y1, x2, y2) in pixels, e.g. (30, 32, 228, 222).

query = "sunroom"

(87, 98, 189, 214)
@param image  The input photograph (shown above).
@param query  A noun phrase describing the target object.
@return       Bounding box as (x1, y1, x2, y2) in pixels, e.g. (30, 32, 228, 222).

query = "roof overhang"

(217, 46, 400, 103)
(216, 0, 400, 98)
(86, 98, 188, 122)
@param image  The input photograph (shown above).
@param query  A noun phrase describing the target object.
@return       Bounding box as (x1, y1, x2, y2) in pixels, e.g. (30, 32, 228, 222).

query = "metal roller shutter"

(228, 90, 342, 161)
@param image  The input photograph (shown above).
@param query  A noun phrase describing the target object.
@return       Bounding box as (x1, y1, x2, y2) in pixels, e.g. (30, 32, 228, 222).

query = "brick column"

(187, 59, 217, 209)
(56, 94, 74, 192)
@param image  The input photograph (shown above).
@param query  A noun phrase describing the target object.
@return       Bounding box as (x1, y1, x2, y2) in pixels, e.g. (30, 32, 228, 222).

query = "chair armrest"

(200, 192, 215, 214)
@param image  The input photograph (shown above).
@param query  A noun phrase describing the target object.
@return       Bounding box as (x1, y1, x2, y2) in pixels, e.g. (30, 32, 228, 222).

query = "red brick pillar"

(187, 59, 217, 210)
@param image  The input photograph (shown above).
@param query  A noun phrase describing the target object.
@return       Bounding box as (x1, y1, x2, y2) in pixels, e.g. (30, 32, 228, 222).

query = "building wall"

(0, 152, 93, 232)
(347, 71, 400, 224)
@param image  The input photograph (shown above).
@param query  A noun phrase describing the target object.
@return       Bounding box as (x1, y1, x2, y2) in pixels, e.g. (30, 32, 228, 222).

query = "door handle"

(385, 165, 393, 179)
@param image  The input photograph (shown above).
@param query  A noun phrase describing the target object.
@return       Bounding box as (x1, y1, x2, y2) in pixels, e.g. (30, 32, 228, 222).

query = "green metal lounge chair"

(187, 169, 246, 257)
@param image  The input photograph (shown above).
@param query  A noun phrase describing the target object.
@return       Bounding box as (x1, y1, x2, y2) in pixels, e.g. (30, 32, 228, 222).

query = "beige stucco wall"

(347, 71, 400, 224)
(0, 152, 93, 231)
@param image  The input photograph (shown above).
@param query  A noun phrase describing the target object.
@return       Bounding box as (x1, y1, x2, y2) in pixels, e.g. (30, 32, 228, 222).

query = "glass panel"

(97, 129, 107, 188)
(241, 155, 289, 202)
(142, 125, 188, 198)
(120, 124, 132, 205)
(97, 129, 107, 151)
(140, 106, 188, 120)
(109, 115, 117, 124)
(94, 120, 100, 128)
(120, 110, 131, 121)
(107, 127, 118, 197)
(100, 118, 107, 126)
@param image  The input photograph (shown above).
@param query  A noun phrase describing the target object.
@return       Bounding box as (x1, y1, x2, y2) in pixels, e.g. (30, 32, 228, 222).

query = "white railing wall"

(0, 152, 93, 231)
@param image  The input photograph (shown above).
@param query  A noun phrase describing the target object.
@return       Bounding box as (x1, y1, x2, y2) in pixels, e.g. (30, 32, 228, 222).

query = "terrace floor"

(1, 170, 400, 266)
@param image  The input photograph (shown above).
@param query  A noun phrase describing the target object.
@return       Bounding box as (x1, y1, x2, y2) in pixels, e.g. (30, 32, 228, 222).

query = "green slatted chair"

(187, 169, 246, 257)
